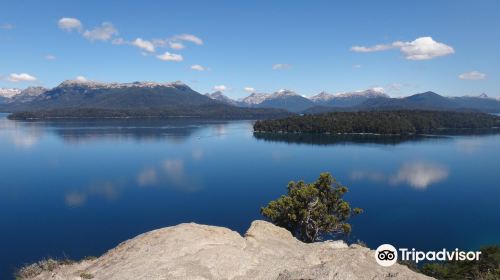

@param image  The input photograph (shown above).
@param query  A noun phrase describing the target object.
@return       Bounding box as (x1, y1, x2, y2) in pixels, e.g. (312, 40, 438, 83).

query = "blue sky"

(1, 0, 499, 98)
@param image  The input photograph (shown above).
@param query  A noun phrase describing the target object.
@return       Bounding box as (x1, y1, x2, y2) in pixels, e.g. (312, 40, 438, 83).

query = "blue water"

(1, 114, 499, 278)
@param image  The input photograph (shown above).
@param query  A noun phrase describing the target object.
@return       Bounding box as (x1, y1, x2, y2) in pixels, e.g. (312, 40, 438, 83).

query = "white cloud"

(350, 37, 454, 60)
(45, 54, 56, 60)
(350, 44, 394, 53)
(244, 87, 255, 93)
(151, 38, 167, 47)
(352, 64, 362, 69)
(169, 41, 185, 50)
(213, 85, 227, 92)
(7, 73, 37, 82)
(272, 63, 292, 70)
(131, 38, 155, 52)
(190, 64, 206, 71)
(58, 17, 82, 32)
(394, 37, 455, 60)
(148, 34, 202, 50)
(111, 37, 126, 45)
(83, 22, 118, 41)
(75, 75, 87, 82)
(387, 83, 402, 91)
(157, 52, 183, 62)
(459, 71, 486, 80)
(171, 34, 203, 45)
(1, 23, 14, 30)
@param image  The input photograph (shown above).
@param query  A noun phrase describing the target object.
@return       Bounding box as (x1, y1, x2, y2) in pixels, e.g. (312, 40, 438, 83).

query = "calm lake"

(1, 114, 499, 278)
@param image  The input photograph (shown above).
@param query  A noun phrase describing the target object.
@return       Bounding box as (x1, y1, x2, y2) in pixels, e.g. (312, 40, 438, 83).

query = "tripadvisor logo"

(375, 244, 482, 267)
(375, 244, 398, 266)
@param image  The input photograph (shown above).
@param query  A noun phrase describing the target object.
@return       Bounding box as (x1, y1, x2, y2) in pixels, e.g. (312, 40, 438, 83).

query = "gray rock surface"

(23, 221, 433, 280)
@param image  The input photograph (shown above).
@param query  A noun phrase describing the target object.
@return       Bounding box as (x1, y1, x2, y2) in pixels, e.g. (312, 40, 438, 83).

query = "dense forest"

(7, 104, 291, 120)
(253, 110, 500, 135)
(419, 245, 500, 280)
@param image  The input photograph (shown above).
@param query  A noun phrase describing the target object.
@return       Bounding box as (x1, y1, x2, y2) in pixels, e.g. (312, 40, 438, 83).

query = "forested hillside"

(253, 111, 500, 135)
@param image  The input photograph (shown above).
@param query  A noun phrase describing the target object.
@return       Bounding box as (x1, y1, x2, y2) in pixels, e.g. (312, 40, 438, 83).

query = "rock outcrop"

(22, 221, 433, 280)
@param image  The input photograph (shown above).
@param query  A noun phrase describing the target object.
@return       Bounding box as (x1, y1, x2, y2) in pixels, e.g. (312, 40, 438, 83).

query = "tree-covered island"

(254, 110, 500, 135)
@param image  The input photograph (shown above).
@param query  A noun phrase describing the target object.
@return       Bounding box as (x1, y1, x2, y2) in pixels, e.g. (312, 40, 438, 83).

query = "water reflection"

(390, 162, 449, 189)
(137, 168, 158, 187)
(7, 118, 233, 144)
(1, 115, 500, 280)
(455, 138, 483, 154)
(351, 161, 449, 189)
(65, 192, 87, 207)
(191, 148, 204, 161)
(0, 117, 43, 149)
(253, 132, 442, 146)
(65, 181, 121, 207)
(135, 159, 203, 192)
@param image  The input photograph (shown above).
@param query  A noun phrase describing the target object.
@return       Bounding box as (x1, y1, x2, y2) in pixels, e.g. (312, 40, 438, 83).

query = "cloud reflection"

(213, 124, 227, 139)
(0, 118, 43, 149)
(350, 160, 449, 189)
(65, 192, 86, 207)
(191, 148, 204, 161)
(137, 168, 158, 187)
(11, 131, 41, 148)
(349, 171, 386, 182)
(64, 181, 120, 207)
(136, 158, 203, 192)
(455, 138, 482, 154)
(389, 162, 449, 189)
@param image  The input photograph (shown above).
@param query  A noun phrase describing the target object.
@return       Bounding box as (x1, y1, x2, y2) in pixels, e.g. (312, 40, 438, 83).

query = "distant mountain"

(0, 88, 22, 99)
(0, 87, 47, 105)
(205, 91, 239, 106)
(1, 80, 291, 119)
(256, 89, 314, 112)
(0, 88, 22, 104)
(11, 87, 48, 103)
(311, 89, 389, 107)
(239, 93, 271, 106)
(3, 80, 500, 117)
(9, 80, 213, 111)
(304, 91, 500, 114)
(358, 91, 460, 111)
(309, 92, 336, 103)
(451, 93, 500, 112)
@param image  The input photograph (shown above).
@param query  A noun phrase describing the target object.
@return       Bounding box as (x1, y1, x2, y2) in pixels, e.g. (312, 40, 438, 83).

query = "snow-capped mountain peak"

(205, 91, 238, 105)
(0, 88, 22, 98)
(58, 79, 107, 88)
(335, 88, 388, 98)
(272, 89, 299, 98)
(310, 91, 335, 102)
(240, 92, 271, 105)
(206, 91, 225, 99)
(57, 80, 190, 90)
(20, 86, 48, 96)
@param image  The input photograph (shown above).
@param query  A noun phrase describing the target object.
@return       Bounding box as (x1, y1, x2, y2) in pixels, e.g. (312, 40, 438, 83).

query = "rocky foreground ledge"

(21, 221, 432, 280)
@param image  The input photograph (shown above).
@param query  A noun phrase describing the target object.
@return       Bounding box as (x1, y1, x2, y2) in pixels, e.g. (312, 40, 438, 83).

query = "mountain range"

(206, 89, 500, 114)
(0, 80, 290, 119)
(2, 80, 500, 119)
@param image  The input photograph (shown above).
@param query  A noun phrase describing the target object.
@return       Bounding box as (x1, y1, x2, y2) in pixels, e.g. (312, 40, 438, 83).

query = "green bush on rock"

(261, 172, 362, 243)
